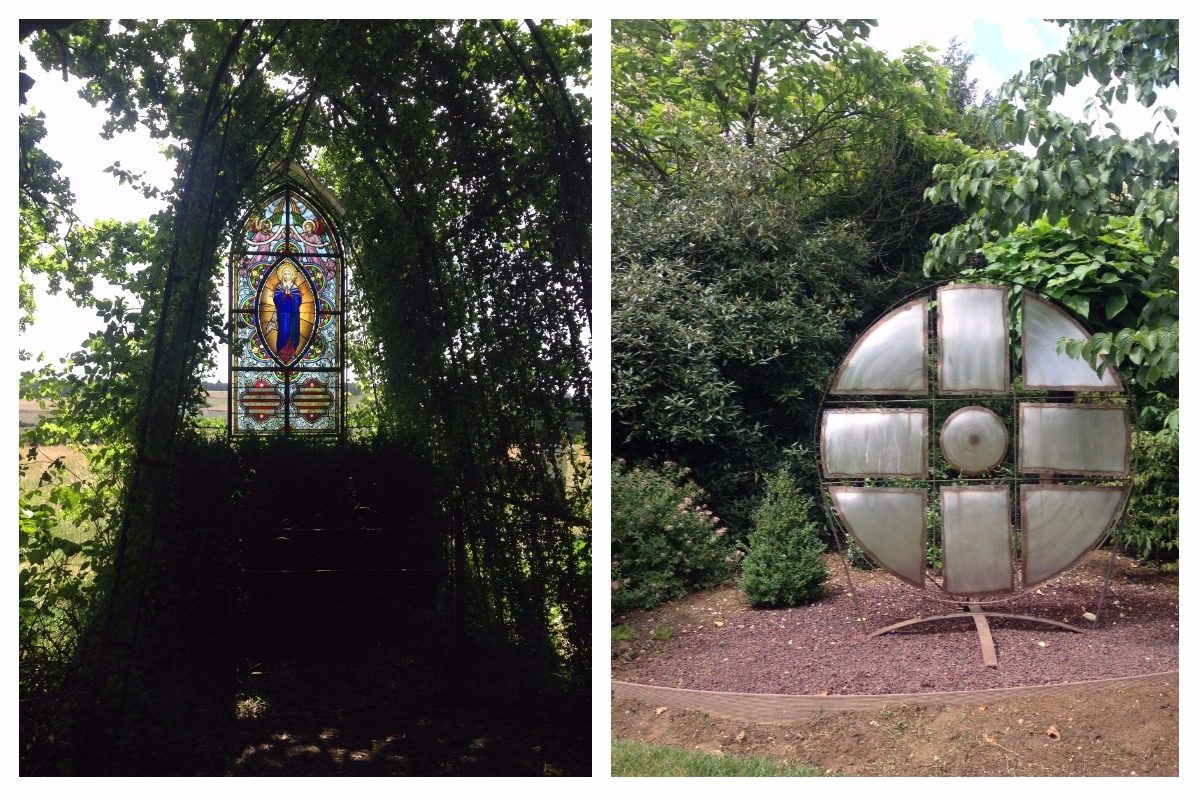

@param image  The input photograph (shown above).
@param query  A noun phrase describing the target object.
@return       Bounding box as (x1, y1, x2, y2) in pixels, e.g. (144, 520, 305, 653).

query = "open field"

(22, 392, 241, 429)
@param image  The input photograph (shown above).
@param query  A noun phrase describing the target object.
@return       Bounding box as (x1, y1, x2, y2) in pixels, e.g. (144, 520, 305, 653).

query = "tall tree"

(611, 20, 985, 525)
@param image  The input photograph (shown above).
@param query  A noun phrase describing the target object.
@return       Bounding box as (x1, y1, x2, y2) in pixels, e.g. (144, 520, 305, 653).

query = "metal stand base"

(867, 607, 1087, 668)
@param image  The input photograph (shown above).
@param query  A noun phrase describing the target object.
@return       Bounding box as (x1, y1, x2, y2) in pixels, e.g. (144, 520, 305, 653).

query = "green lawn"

(611, 739, 822, 777)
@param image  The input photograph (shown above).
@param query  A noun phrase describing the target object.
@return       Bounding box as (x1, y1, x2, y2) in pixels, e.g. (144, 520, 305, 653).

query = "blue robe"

(274, 287, 301, 360)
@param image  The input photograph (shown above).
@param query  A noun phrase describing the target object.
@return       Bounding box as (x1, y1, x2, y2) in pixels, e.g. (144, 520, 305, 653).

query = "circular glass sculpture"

(819, 283, 1132, 600)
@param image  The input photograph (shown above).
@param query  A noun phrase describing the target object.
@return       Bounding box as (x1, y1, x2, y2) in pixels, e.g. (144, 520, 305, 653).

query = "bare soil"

(611, 552, 1178, 776)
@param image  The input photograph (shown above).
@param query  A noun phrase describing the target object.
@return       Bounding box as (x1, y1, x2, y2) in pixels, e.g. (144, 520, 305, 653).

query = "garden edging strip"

(612, 670, 1178, 724)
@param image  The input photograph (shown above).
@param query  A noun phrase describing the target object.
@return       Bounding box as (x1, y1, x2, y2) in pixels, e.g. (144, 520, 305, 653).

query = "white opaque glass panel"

(941, 486, 1012, 595)
(831, 487, 926, 587)
(1019, 404, 1130, 476)
(1022, 486, 1126, 586)
(938, 285, 1008, 394)
(1022, 293, 1121, 390)
(831, 299, 926, 395)
(940, 406, 1008, 474)
(822, 409, 928, 477)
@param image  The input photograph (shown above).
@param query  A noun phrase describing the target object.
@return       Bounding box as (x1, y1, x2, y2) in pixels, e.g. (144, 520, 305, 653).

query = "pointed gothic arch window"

(229, 180, 345, 436)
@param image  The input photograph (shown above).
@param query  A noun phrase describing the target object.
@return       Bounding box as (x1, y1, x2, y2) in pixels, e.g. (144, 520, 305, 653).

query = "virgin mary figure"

(266, 263, 303, 362)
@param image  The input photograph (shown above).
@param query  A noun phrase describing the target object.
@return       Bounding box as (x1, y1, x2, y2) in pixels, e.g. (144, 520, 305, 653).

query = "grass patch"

(611, 739, 821, 777)
(650, 626, 674, 641)
(19, 445, 99, 545)
(612, 624, 637, 642)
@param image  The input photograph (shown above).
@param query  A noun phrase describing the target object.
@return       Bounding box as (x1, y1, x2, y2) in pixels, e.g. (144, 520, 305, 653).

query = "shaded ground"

(612, 551, 1178, 776)
(225, 658, 590, 776)
(56, 644, 591, 776)
(20, 402, 590, 776)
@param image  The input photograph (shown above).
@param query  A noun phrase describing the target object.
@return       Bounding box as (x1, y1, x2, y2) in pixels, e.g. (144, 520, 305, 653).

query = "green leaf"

(1063, 295, 1090, 319)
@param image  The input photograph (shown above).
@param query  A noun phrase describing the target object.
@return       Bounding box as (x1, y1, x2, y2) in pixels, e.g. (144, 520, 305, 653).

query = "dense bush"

(1122, 428, 1179, 569)
(611, 460, 733, 612)
(612, 145, 885, 531)
(739, 467, 828, 607)
(974, 218, 1178, 429)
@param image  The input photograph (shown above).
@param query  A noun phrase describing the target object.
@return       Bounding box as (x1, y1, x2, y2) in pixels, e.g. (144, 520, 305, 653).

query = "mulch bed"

(612, 551, 1178, 695)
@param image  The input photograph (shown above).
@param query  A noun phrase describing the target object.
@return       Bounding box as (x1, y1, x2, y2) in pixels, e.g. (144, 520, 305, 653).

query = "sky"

(18, 44, 178, 372)
(15, 19, 1179, 380)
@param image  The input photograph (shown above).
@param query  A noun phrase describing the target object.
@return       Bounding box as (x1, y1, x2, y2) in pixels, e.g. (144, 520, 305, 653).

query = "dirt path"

(613, 674, 1177, 776)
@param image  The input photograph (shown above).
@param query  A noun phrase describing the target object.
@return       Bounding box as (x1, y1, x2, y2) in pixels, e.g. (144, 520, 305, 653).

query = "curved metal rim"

(829, 297, 929, 396)
(1021, 292, 1124, 391)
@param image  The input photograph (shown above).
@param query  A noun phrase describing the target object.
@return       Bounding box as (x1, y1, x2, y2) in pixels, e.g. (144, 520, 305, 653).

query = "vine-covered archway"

(20, 19, 591, 775)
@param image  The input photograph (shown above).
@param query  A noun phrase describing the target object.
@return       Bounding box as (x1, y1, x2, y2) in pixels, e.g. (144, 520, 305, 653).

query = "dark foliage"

(20, 19, 590, 774)
(611, 22, 985, 531)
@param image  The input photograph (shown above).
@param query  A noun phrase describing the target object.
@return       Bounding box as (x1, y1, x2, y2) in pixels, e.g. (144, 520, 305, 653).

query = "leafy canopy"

(612, 20, 989, 525)
(20, 21, 593, 768)
(925, 20, 1178, 413)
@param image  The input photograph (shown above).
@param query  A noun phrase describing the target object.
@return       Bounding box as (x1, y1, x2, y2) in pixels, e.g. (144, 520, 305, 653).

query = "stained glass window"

(229, 184, 344, 436)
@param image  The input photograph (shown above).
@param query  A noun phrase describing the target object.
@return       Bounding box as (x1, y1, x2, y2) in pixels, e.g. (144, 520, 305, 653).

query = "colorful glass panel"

(230, 184, 344, 436)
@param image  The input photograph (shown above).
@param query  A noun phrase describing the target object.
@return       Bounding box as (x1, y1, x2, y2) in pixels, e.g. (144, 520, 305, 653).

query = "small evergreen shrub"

(611, 460, 733, 613)
(740, 467, 828, 607)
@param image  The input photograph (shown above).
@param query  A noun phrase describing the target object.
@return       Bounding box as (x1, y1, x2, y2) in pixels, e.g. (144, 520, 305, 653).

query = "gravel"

(614, 553, 1178, 695)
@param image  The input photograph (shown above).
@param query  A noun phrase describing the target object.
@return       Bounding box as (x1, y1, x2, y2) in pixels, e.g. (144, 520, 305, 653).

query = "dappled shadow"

(227, 662, 589, 776)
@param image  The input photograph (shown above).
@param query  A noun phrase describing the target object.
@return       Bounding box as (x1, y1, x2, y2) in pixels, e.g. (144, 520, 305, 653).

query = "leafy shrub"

(1122, 428, 1179, 569)
(841, 536, 875, 571)
(611, 460, 733, 613)
(974, 218, 1178, 425)
(739, 467, 828, 606)
(612, 141, 901, 533)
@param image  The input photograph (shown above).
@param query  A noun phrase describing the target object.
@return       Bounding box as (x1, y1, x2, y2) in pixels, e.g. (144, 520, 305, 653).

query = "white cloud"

(1000, 19, 1044, 53)
(968, 57, 1008, 98)
(1051, 80, 1179, 142)
(870, 19, 976, 59)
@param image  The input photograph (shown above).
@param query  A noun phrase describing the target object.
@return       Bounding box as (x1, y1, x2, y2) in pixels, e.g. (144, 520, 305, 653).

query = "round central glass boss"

(939, 406, 1007, 474)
